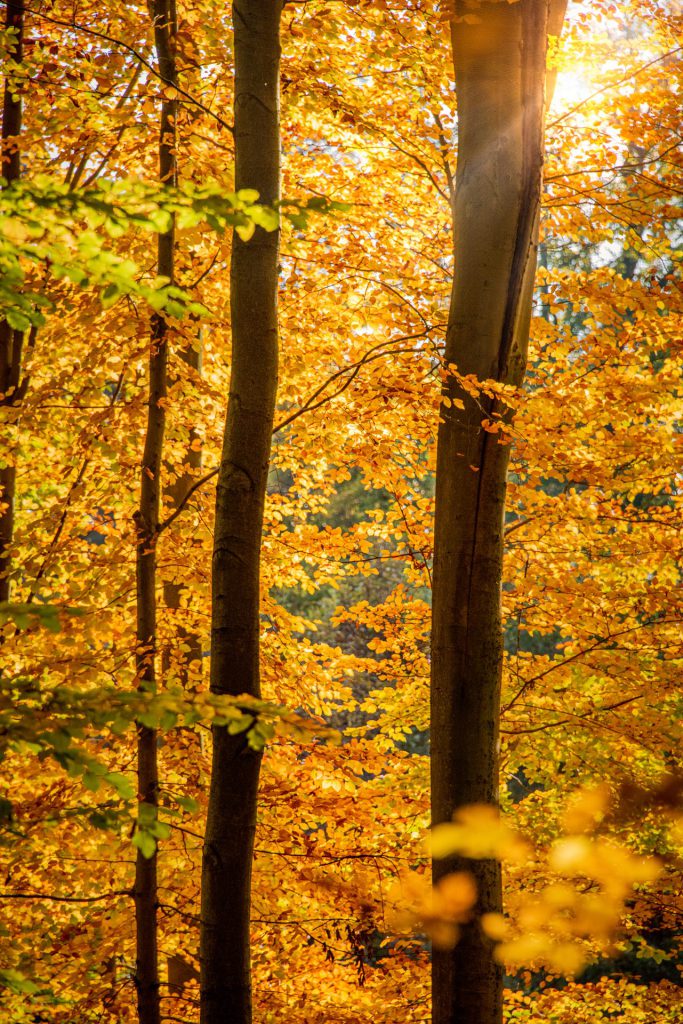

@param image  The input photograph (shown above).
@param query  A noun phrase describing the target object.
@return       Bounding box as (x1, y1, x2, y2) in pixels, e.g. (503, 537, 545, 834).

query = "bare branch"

(1, 889, 131, 903)
(157, 466, 218, 534)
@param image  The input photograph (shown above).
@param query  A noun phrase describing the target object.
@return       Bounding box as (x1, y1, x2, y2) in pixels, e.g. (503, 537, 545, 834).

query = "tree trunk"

(430, 4, 566, 1024)
(200, 3, 281, 1022)
(134, 4, 177, 1024)
(0, 0, 24, 604)
(162, 333, 204, 687)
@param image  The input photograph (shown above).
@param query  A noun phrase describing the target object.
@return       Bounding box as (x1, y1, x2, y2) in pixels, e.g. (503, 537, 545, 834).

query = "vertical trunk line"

(0, 0, 24, 605)
(162, 333, 204, 687)
(497, 0, 548, 383)
(200, 4, 282, 1023)
(431, 3, 566, 1024)
(134, 4, 177, 1024)
(156, 0, 204, 691)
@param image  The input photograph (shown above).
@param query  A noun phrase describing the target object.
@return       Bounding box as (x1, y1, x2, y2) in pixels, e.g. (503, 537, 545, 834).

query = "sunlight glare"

(551, 69, 592, 114)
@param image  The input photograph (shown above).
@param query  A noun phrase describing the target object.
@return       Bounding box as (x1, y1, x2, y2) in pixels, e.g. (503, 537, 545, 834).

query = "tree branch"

(157, 466, 218, 534)
(503, 618, 683, 711)
(1, 889, 131, 902)
(272, 331, 431, 433)
(159, 332, 432, 531)
(24, 6, 233, 134)
(547, 46, 683, 129)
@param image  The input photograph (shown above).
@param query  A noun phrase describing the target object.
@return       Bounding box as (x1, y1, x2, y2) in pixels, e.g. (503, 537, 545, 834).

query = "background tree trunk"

(0, 0, 24, 604)
(134, 4, 177, 1023)
(199, 3, 281, 1023)
(430, 3, 566, 1024)
(162, 333, 204, 687)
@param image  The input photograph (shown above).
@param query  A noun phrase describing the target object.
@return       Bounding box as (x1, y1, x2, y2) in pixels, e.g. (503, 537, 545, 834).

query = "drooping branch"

(503, 617, 683, 712)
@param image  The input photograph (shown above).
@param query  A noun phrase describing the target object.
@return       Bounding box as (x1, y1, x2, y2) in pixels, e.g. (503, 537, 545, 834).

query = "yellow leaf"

(547, 942, 586, 976)
(430, 804, 530, 862)
(481, 912, 509, 941)
(435, 871, 477, 919)
(562, 783, 610, 833)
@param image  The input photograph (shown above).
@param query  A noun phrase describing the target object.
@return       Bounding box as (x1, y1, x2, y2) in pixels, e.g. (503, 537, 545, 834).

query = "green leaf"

(0, 968, 39, 995)
(147, 209, 173, 233)
(132, 830, 157, 859)
(236, 188, 260, 203)
(105, 772, 135, 799)
(146, 289, 168, 312)
(225, 714, 254, 734)
(47, 729, 72, 753)
(164, 299, 186, 318)
(174, 795, 198, 814)
(150, 820, 171, 840)
(138, 802, 157, 827)
(247, 720, 276, 751)
(286, 212, 308, 230)
(159, 710, 178, 730)
(235, 221, 255, 242)
(100, 283, 120, 308)
(82, 772, 101, 792)
(248, 206, 280, 232)
(5, 309, 30, 331)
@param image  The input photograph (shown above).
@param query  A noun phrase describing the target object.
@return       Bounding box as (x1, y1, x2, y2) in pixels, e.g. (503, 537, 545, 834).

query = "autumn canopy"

(0, 2, 681, 1024)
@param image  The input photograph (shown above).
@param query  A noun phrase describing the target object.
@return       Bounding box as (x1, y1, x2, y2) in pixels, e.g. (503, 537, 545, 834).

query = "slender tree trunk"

(134, 4, 177, 1023)
(162, 334, 204, 686)
(0, 0, 24, 604)
(200, 3, 281, 1022)
(430, 4, 566, 1024)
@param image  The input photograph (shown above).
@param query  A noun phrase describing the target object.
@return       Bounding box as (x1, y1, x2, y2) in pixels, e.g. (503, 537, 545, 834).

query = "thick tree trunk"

(0, 0, 24, 604)
(134, 4, 177, 1024)
(430, 4, 566, 1024)
(200, 3, 281, 1023)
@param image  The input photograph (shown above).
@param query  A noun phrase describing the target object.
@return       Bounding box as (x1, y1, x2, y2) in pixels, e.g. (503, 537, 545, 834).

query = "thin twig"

(158, 466, 218, 533)
(547, 46, 683, 129)
(24, 6, 233, 133)
(160, 333, 432, 530)
(1, 889, 131, 903)
(273, 331, 430, 433)
(503, 618, 682, 711)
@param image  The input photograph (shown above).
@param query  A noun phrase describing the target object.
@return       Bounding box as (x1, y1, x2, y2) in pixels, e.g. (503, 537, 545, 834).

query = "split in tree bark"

(134, 4, 177, 1024)
(0, 0, 25, 605)
(200, 3, 282, 1023)
(430, 4, 567, 1024)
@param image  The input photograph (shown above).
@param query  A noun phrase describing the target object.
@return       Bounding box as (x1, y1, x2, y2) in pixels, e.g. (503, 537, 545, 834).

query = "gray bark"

(430, 4, 567, 1023)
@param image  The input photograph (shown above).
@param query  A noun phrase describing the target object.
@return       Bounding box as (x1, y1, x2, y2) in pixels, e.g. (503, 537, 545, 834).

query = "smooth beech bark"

(133, 4, 177, 1023)
(430, 4, 566, 1024)
(200, 3, 281, 1022)
(0, 0, 24, 604)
